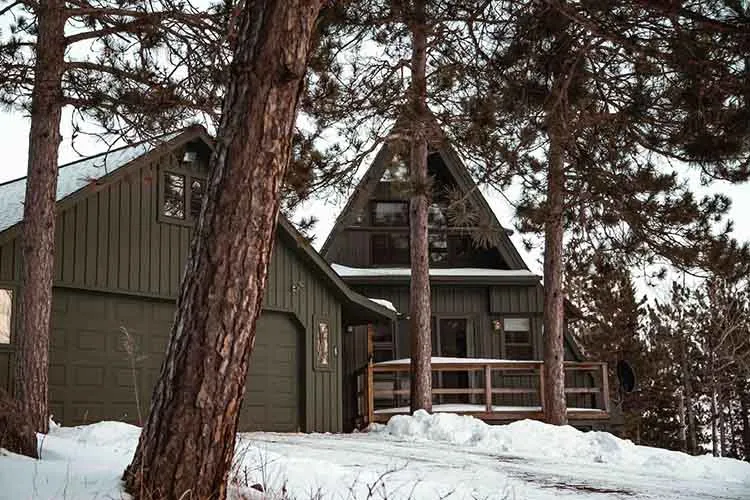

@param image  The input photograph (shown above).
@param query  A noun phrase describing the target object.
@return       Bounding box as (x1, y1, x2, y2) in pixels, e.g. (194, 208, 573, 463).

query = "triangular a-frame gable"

(320, 133, 528, 271)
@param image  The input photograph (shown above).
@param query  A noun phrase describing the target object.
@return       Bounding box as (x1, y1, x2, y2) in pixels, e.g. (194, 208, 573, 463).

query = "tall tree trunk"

(682, 339, 697, 454)
(727, 395, 738, 459)
(408, 0, 432, 413)
(719, 390, 727, 457)
(14, 0, 66, 436)
(123, 2, 323, 499)
(738, 377, 750, 462)
(677, 387, 687, 453)
(711, 354, 720, 457)
(542, 112, 567, 425)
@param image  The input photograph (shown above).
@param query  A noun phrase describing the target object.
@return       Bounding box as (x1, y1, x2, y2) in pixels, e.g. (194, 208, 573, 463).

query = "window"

(0, 288, 12, 344)
(160, 170, 206, 224)
(494, 317, 533, 360)
(371, 233, 410, 266)
(429, 233, 448, 264)
(381, 155, 409, 182)
(163, 173, 186, 219)
(315, 319, 331, 371)
(428, 203, 447, 228)
(371, 202, 408, 226)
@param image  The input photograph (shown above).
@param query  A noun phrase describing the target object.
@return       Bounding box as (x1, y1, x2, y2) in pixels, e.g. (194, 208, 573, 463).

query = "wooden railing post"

(538, 362, 546, 414)
(600, 362, 610, 413)
(484, 364, 492, 412)
(366, 360, 374, 426)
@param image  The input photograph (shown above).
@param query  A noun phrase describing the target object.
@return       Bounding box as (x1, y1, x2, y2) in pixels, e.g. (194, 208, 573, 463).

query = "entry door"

(433, 317, 470, 404)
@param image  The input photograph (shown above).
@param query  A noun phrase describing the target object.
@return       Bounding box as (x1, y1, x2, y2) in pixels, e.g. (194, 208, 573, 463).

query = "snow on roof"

(332, 264, 538, 279)
(374, 357, 542, 366)
(0, 133, 180, 234)
(368, 298, 398, 313)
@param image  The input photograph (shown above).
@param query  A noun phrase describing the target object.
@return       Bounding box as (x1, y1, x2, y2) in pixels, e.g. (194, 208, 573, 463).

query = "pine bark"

(408, 0, 432, 413)
(14, 0, 66, 436)
(123, 2, 323, 499)
(542, 113, 567, 425)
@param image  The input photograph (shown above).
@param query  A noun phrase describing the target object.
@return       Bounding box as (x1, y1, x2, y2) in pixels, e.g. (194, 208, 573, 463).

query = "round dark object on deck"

(616, 360, 636, 393)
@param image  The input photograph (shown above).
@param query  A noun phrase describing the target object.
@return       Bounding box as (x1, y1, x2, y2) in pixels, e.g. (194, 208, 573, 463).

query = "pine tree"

(566, 251, 647, 440)
(0, 0, 224, 436)
(447, 0, 750, 424)
(122, 1, 326, 498)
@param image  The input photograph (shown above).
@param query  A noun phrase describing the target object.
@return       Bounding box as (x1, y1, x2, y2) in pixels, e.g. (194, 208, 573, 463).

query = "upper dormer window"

(372, 201, 408, 226)
(163, 172, 186, 219)
(160, 168, 206, 224)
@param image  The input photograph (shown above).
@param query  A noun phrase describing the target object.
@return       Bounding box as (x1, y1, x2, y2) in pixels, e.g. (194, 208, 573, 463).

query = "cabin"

(0, 127, 395, 433)
(321, 135, 613, 431)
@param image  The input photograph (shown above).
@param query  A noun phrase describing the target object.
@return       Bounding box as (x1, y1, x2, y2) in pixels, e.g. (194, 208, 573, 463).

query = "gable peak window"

(381, 155, 409, 182)
(160, 168, 206, 224)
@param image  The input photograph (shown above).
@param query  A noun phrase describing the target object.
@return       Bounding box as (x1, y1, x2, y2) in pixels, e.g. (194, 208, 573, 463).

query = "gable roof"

(0, 127, 212, 236)
(319, 129, 529, 270)
(0, 127, 395, 323)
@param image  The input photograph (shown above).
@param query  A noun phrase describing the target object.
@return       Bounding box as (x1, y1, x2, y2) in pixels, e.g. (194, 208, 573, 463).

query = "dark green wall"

(354, 283, 578, 362)
(0, 145, 344, 433)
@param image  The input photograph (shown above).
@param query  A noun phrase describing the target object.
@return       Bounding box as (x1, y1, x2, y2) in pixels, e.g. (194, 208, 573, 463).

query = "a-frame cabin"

(321, 133, 614, 431)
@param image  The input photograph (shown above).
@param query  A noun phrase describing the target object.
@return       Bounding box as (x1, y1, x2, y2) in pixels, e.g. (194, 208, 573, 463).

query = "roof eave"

(338, 274, 542, 286)
(277, 218, 397, 323)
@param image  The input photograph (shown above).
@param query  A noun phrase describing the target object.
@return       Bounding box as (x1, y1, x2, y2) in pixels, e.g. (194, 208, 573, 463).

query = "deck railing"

(355, 359, 610, 427)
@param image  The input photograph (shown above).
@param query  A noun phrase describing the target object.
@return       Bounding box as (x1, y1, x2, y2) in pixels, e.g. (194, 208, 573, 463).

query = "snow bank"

(372, 410, 750, 483)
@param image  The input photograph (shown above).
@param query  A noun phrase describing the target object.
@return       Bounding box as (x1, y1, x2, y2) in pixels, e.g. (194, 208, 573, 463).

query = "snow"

(0, 133, 178, 233)
(368, 298, 398, 313)
(375, 404, 543, 414)
(374, 404, 606, 415)
(332, 264, 539, 279)
(1, 414, 748, 499)
(375, 357, 541, 366)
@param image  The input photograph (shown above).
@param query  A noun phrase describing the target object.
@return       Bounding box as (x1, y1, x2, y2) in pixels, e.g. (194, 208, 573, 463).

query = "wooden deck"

(355, 358, 610, 428)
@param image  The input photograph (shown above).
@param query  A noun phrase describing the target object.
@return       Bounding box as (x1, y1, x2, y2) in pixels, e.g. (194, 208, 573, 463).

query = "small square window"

(371, 234, 410, 266)
(190, 178, 205, 219)
(501, 317, 532, 360)
(163, 173, 186, 219)
(0, 289, 12, 344)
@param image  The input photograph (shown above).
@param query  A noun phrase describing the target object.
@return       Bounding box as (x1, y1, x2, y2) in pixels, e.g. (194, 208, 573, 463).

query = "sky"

(1, 108, 749, 301)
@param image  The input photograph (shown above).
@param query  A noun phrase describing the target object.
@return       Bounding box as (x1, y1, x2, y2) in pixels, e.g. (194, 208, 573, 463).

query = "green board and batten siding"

(353, 284, 577, 362)
(0, 140, 345, 433)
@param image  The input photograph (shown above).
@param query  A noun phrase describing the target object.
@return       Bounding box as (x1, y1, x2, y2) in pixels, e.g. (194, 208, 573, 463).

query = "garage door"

(49, 289, 303, 432)
(49, 289, 174, 425)
(239, 313, 303, 432)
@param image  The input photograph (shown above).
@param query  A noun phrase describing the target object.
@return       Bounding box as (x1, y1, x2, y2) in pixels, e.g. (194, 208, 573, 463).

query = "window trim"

(370, 200, 409, 227)
(0, 284, 16, 347)
(313, 315, 333, 372)
(157, 166, 207, 226)
(493, 315, 534, 360)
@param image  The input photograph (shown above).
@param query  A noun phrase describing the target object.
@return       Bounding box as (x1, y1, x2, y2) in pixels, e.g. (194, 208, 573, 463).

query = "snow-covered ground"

(1, 411, 748, 500)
